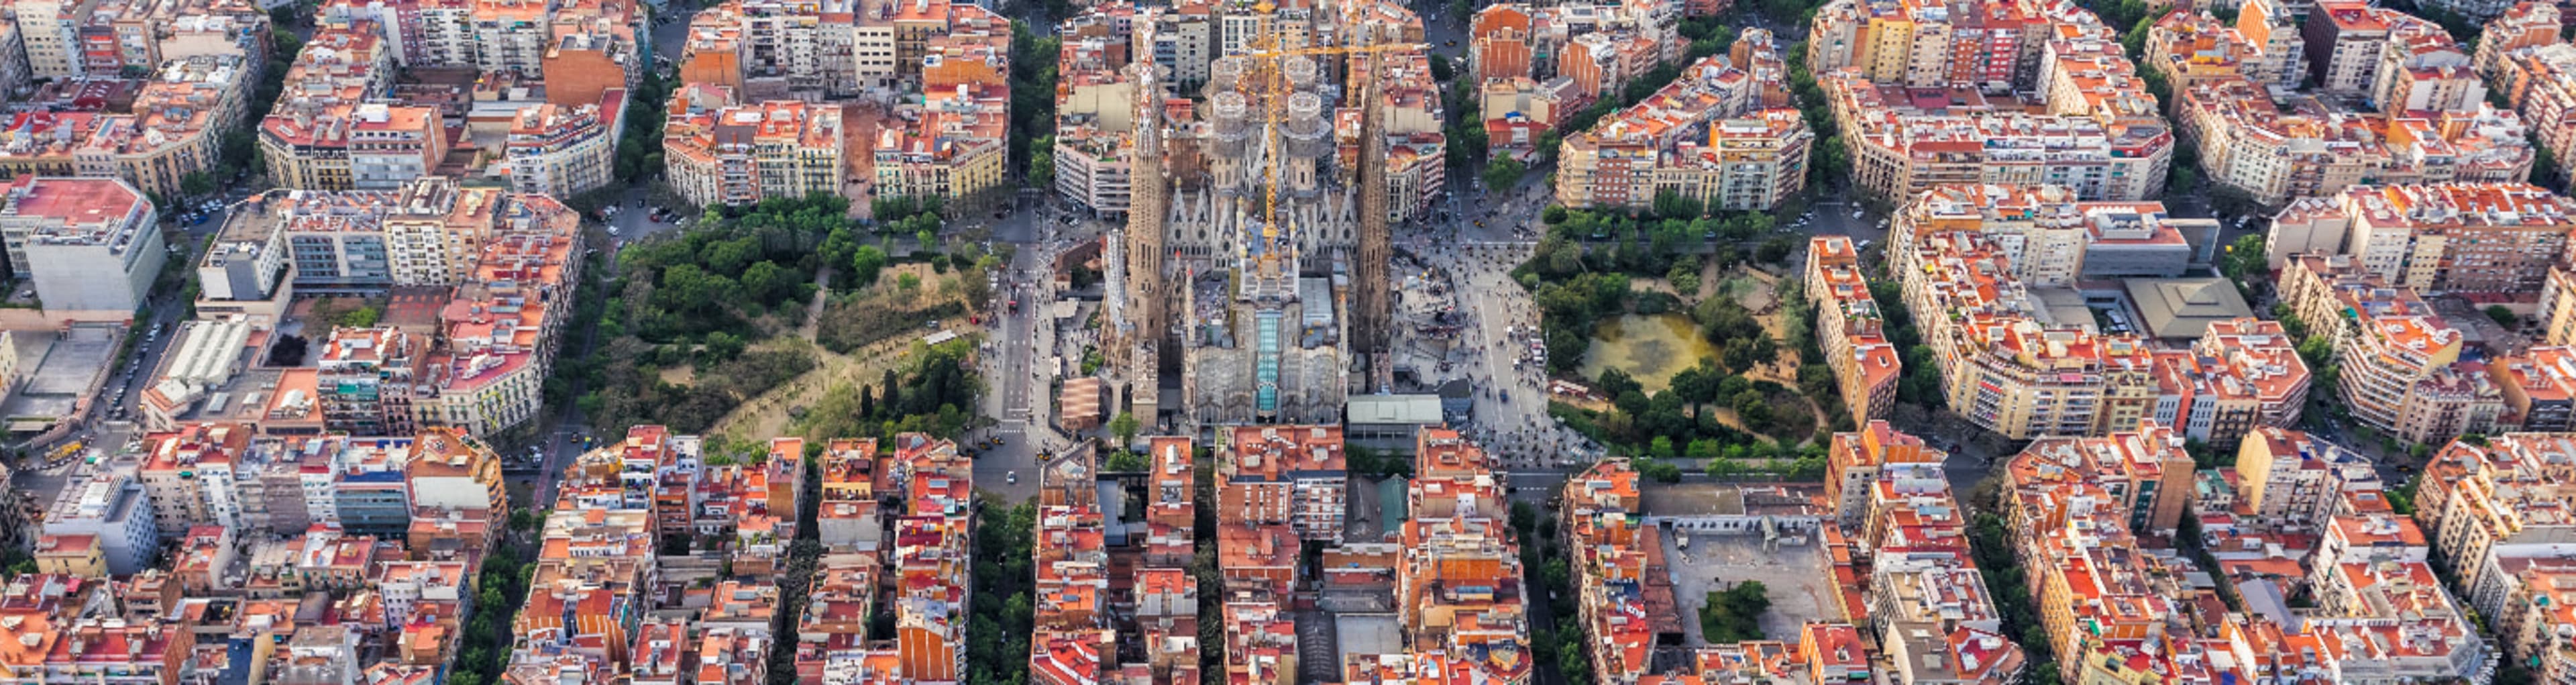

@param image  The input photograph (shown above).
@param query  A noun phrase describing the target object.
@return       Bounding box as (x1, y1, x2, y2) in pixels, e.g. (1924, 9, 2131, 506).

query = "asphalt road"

(529, 185, 699, 506)
(14, 197, 241, 506)
(963, 199, 1055, 502)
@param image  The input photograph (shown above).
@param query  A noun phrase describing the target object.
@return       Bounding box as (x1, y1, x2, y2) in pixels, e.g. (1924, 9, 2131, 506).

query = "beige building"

(2539, 266, 2576, 346)
(258, 22, 415, 191)
(2475, 2, 2561, 83)
(1825, 70, 2171, 205)
(2149, 7, 2533, 207)
(1556, 42, 1809, 211)
(2151, 318, 2311, 448)
(2279, 254, 2503, 445)
(873, 91, 1008, 203)
(73, 54, 249, 199)
(2233, 426, 2378, 531)
(1051, 33, 1136, 217)
(31, 533, 105, 576)
(2372, 17, 2485, 117)
(1807, 235, 1897, 426)
(1892, 189, 2159, 439)
(2487, 4, 2576, 186)
(2416, 433, 2576, 620)
(662, 85, 847, 208)
(2488, 346, 2576, 431)
(871, 7, 1008, 203)
(503, 89, 626, 198)
(1805, 0, 2045, 95)
(2265, 183, 2576, 295)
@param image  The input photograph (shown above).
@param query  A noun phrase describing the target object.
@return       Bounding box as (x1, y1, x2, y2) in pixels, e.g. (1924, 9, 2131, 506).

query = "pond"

(1576, 313, 1717, 394)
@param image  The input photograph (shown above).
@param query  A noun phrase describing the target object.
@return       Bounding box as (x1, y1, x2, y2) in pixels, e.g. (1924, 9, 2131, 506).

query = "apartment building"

(316, 326, 420, 435)
(2267, 183, 2576, 295)
(0, 111, 99, 183)
(2143, 7, 2303, 95)
(885, 434, 971, 682)
(1145, 3, 1212, 95)
(200, 179, 577, 438)
(1046, 76, 1128, 215)
(1356, 48, 1452, 224)
(211, 176, 501, 294)
(40, 472, 158, 574)
(2372, 16, 2483, 117)
(886, 0, 959, 83)
(2399, 432, 2576, 685)
(2479, 14, 2576, 187)
(1823, 420, 1943, 526)
(1480, 76, 1577, 160)
(503, 89, 626, 197)
(873, 77, 1007, 202)
(2475, 1, 2559, 82)
(1997, 433, 2203, 683)
(2233, 426, 2384, 531)
(1560, 459, 1660, 683)
(136, 421, 252, 537)
(350, 103, 451, 189)
(1556, 45, 1809, 211)
(1459, 1, 1681, 153)
(1029, 504, 1112, 685)
(13, 0, 82, 78)
(260, 23, 447, 191)
(1052, 32, 1133, 217)
(2303, 1, 2394, 95)
(678, 3, 745, 92)
(812, 438, 880, 551)
(738, 0, 859, 98)
(1466, 5, 1534, 82)
(1560, 11, 1634, 89)
(2542, 266, 2576, 346)
(1824, 71, 2170, 205)
(539, 26, 639, 105)
(467, 0, 547, 75)
(2418, 433, 2576, 634)
(410, 195, 581, 437)
(70, 53, 249, 198)
(2151, 7, 2532, 206)
(0, 175, 161, 312)
(1818, 423, 2029, 685)
(1890, 187, 2160, 440)
(1807, 0, 2045, 95)
(317, 0, 625, 78)
(2147, 317, 2312, 448)
(1807, 235, 1898, 427)
(2487, 346, 2576, 430)
(662, 84, 846, 208)
(1219, 424, 1347, 542)
(2278, 253, 2503, 445)
(1387, 429, 1531, 683)
(1894, 184, 2198, 286)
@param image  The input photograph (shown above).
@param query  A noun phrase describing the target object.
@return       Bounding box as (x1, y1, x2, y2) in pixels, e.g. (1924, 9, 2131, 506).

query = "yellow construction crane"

(1235, 34, 1423, 250)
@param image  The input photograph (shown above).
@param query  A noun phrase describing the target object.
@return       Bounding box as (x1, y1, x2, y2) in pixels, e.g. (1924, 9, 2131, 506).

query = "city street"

(962, 199, 1078, 502)
(15, 195, 243, 507)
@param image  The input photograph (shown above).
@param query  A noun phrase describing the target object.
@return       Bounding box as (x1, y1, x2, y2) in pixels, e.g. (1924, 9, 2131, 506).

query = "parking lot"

(1659, 529, 1836, 645)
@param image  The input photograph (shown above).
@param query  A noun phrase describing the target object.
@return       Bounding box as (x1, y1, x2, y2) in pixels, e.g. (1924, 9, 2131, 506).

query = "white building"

(0, 176, 164, 313)
(42, 472, 161, 575)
